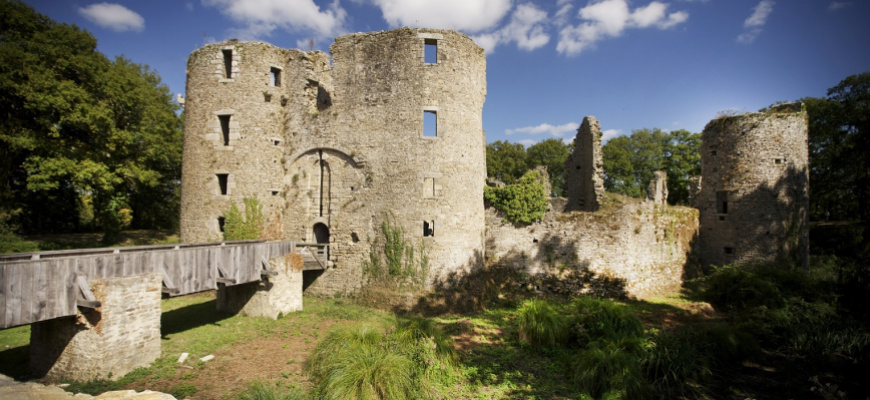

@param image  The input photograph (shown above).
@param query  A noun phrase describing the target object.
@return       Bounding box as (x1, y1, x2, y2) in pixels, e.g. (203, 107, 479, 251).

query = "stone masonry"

(180, 28, 487, 295)
(697, 104, 809, 269)
(30, 274, 162, 381)
(564, 116, 605, 212)
(647, 171, 668, 205)
(216, 253, 304, 318)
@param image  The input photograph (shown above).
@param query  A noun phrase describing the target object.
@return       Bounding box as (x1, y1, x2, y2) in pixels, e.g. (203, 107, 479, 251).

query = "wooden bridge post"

(215, 252, 303, 318)
(29, 273, 162, 381)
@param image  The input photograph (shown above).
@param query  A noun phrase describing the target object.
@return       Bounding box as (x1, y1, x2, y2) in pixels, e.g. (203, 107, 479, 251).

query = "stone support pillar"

(216, 253, 303, 318)
(30, 273, 162, 381)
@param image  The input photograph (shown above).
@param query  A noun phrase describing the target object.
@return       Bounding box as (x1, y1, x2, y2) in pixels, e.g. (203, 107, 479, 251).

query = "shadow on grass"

(160, 299, 234, 338)
(0, 345, 29, 379)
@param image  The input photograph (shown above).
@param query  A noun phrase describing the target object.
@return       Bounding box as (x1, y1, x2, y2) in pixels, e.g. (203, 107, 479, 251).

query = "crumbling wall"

(564, 116, 605, 212)
(486, 196, 699, 299)
(647, 171, 668, 205)
(697, 104, 809, 269)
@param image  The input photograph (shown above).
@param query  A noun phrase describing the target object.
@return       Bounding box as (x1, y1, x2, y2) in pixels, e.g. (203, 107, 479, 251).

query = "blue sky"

(24, 0, 870, 146)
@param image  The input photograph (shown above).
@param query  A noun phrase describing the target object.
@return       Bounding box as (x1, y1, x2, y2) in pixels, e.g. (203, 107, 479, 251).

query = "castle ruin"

(180, 28, 487, 294)
(564, 116, 605, 212)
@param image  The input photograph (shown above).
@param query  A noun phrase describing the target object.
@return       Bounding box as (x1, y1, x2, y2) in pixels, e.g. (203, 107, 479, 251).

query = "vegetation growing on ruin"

(484, 170, 549, 224)
(223, 197, 264, 241)
(362, 214, 429, 287)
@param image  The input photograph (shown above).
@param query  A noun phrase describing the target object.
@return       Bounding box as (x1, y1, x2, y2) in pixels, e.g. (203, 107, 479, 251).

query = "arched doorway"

(313, 223, 329, 244)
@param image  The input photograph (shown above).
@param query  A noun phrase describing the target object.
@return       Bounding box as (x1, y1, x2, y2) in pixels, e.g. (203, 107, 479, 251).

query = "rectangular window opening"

(423, 110, 437, 137)
(219, 115, 231, 145)
(775, 158, 783, 164)
(270, 67, 281, 87)
(710, 150, 718, 156)
(424, 177, 436, 197)
(716, 191, 729, 214)
(424, 39, 438, 64)
(217, 173, 229, 195)
(423, 220, 435, 237)
(218, 216, 226, 233)
(222, 49, 233, 79)
(724, 246, 734, 255)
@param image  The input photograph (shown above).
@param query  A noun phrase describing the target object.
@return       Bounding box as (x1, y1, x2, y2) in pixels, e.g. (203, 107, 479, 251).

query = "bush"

(306, 317, 456, 400)
(0, 211, 38, 253)
(571, 297, 644, 343)
(484, 170, 548, 224)
(516, 299, 568, 347)
(235, 381, 305, 400)
(570, 337, 650, 400)
(223, 197, 264, 240)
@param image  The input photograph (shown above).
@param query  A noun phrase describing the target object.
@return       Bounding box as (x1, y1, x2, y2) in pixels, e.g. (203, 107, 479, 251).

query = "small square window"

(424, 39, 437, 64)
(423, 220, 435, 237)
(775, 158, 782, 164)
(724, 246, 734, 255)
(710, 150, 718, 156)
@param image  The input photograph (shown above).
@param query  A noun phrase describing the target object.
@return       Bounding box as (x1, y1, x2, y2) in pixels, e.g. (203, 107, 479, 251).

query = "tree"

(0, 1, 182, 242)
(484, 170, 549, 224)
(602, 128, 700, 204)
(804, 72, 870, 221)
(526, 138, 571, 196)
(486, 140, 528, 184)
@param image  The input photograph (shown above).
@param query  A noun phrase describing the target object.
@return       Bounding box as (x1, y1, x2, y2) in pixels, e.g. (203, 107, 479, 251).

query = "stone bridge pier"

(26, 253, 304, 381)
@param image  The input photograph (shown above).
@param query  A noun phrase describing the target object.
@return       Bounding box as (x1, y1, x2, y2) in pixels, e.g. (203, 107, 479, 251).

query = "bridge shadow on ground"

(160, 298, 234, 338)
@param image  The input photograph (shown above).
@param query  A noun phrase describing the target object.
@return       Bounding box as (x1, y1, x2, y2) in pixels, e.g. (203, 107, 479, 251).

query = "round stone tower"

(697, 104, 809, 269)
(180, 28, 487, 294)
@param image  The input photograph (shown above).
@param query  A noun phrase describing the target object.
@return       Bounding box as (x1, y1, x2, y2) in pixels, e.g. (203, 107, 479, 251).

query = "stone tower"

(564, 116, 605, 211)
(697, 104, 809, 270)
(180, 28, 487, 294)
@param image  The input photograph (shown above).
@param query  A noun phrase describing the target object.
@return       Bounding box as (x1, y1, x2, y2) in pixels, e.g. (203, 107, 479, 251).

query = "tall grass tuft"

(570, 337, 650, 400)
(571, 297, 644, 343)
(235, 382, 305, 400)
(306, 317, 456, 400)
(516, 299, 568, 347)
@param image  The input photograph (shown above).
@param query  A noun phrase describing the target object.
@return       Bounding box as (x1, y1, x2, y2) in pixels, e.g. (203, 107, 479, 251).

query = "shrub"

(362, 214, 429, 287)
(306, 317, 456, 400)
(700, 264, 786, 312)
(484, 170, 548, 224)
(570, 337, 650, 400)
(223, 197, 264, 240)
(0, 211, 38, 253)
(571, 297, 644, 343)
(236, 381, 305, 400)
(516, 299, 568, 347)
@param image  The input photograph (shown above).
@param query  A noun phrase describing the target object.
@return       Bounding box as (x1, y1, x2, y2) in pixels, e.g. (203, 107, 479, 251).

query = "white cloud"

(601, 129, 623, 142)
(78, 3, 144, 32)
(737, 1, 774, 44)
(506, 122, 579, 137)
(370, 0, 512, 32)
(828, 2, 852, 11)
(202, 0, 347, 39)
(556, 0, 689, 56)
(472, 3, 550, 54)
(518, 139, 538, 147)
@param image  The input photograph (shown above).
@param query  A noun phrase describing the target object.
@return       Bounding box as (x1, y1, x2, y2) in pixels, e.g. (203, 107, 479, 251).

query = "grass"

(23, 229, 179, 251)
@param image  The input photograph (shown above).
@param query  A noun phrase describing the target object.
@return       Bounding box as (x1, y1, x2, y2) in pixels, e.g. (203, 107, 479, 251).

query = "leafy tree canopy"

(0, 0, 182, 243)
(527, 138, 572, 196)
(486, 140, 528, 184)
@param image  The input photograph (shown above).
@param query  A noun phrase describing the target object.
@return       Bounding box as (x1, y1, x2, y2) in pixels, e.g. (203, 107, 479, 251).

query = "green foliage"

(305, 317, 457, 400)
(0, 1, 182, 240)
(223, 197, 264, 241)
(571, 297, 644, 343)
(570, 337, 650, 400)
(0, 210, 38, 253)
(362, 214, 429, 286)
(485, 140, 528, 184)
(516, 299, 568, 347)
(602, 128, 700, 205)
(804, 72, 870, 221)
(169, 383, 198, 399)
(526, 138, 572, 196)
(484, 170, 548, 224)
(235, 382, 305, 400)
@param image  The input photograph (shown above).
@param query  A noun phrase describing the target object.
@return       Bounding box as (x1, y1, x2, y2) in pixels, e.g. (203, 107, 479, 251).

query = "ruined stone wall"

(486, 198, 698, 299)
(697, 106, 809, 269)
(181, 29, 487, 295)
(564, 116, 605, 212)
(30, 274, 162, 381)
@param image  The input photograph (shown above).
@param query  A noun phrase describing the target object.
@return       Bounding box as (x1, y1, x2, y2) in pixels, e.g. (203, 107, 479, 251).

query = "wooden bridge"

(0, 240, 328, 329)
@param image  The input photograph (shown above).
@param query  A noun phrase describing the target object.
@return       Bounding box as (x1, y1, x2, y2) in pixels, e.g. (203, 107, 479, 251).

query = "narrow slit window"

(219, 115, 231, 145)
(716, 191, 729, 214)
(222, 49, 233, 79)
(218, 216, 226, 232)
(270, 67, 281, 87)
(424, 177, 436, 197)
(423, 110, 437, 137)
(423, 221, 435, 237)
(424, 39, 437, 64)
(217, 174, 229, 195)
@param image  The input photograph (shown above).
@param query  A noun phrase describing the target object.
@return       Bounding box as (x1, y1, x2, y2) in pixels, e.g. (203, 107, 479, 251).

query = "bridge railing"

(0, 240, 326, 330)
